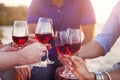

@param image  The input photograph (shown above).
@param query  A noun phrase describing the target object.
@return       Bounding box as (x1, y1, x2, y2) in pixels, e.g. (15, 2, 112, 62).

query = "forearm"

(28, 23, 36, 33)
(77, 41, 104, 59)
(82, 24, 96, 45)
(0, 52, 22, 71)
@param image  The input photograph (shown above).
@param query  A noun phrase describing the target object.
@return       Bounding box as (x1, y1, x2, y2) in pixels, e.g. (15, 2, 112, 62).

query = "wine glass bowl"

(67, 28, 81, 55)
(35, 33, 53, 44)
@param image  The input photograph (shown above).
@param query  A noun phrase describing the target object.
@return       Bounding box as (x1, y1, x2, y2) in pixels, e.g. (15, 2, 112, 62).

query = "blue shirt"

(28, 0, 96, 58)
(95, 1, 120, 54)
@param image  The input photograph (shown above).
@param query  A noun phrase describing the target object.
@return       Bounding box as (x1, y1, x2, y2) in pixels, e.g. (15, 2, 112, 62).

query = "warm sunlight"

(0, 0, 32, 7)
(0, 0, 119, 23)
(91, 0, 119, 23)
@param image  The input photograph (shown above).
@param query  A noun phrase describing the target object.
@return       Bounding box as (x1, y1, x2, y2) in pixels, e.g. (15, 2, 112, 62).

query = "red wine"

(68, 43, 81, 55)
(35, 33, 53, 44)
(12, 36, 28, 45)
(56, 43, 81, 55)
(56, 44, 67, 55)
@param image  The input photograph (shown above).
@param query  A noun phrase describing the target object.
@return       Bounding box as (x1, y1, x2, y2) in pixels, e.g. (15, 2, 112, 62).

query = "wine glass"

(12, 20, 29, 49)
(55, 28, 81, 79)
(35, 17, 54, 67)
(12, 20, 29, 67)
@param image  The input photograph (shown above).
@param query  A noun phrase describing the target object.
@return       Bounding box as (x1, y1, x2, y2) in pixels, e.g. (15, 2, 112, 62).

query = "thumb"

(71, 56, 83, 67)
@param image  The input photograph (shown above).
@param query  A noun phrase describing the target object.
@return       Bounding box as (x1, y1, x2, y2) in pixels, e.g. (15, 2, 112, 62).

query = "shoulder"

(28, 0, 44, 9)
(112, 1, 120, 12)
(109, 1, 120, 17)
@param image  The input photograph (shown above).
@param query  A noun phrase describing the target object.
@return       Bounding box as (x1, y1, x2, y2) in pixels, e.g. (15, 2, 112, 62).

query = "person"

(26, 0, 96, 80)
(59, 1, 120, 80)
(66, 56, 120, 80)
(0, 42, 46, 72)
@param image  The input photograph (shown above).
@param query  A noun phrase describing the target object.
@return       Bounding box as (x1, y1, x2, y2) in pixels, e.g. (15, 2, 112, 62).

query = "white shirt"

(95, 1, 120, 54)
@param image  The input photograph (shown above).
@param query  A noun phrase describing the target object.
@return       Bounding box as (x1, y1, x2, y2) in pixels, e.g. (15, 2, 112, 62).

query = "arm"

(77, 41, 104, 59)
(0, 51, 20, 71)
(0, 42, 46, 72)
(81, 24, 96, 45)
(28, 23, 37, 33)
(68, 56, 120, 80)
(78, 2, 120, 59)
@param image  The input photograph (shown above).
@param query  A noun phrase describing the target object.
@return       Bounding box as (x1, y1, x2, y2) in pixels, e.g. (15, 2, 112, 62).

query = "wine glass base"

(34, 61, 47, 67)
(59, 71, 77, 79)
(46, 59, 54, 64)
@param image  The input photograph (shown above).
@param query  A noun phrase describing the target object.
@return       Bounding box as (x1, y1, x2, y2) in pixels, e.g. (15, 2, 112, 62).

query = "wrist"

(94, 72, 104, 80)
(8, 52, 22, 66)
(16, 51, 26, 66)
(81, 72, 95, 80)
(103, 72, 112, 80)
(93, 71, 112, 80)
(89, 72, 96, 80)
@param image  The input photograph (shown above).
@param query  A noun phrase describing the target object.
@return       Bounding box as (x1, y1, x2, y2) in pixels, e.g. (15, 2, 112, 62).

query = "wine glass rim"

(39, 17, 52, 19)
(14, 20, 27, 22)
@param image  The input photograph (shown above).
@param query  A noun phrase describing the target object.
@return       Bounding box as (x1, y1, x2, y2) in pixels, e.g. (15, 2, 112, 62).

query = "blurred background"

(0, 0, 120, 72)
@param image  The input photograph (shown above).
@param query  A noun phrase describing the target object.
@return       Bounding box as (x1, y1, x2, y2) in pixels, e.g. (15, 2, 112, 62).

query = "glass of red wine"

(55, 28, 81, 79)
(12, 20, 29, 49)
(12, 20, 29, 67)
(35, 17, 54, 67)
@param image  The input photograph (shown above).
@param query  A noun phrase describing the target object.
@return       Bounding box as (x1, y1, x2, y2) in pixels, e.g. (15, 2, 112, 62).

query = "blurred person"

(24, 0, 96, 80)
(58, 1, 120, 80)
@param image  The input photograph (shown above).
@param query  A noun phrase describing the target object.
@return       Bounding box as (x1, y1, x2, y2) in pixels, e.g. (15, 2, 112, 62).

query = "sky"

(0, 0, 119, 23)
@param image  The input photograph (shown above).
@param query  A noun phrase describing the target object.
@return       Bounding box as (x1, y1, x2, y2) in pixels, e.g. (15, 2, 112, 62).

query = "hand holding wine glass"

(12, 20, 29, 70)
(55, 28, 81, 79)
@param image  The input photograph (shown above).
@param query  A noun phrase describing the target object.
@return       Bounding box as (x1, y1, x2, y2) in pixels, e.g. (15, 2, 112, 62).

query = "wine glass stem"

(46, 50, 50, 61)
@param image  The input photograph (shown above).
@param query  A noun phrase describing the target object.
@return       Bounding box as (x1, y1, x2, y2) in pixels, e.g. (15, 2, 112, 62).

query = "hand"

(17, 42, 47, 65)
(12, 34, 37, 48)
(67, 56, 95, 80)
(57, 53, 65, 64)
(0, 46, 18, 52)
(24, 34, 37, 47)
(15, 66, 31, 80)
(58, 54, 70, 65)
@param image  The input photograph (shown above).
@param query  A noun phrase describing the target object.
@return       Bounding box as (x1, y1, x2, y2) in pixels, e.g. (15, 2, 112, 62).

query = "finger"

(28, 37, 37, 42)
(57, 55, 65, 64)
(24, 66, 31, 80)
(22, 67, 29, 80)
(71, 56, 83, 66)
(16, 68, 24, 80)
(44, 44, 52, 49)
(23, 38, 37, 47)
(26, 66, 31, 79)
(6, 47, 18, 52)
(67, 66, 85, 80)
(29, 34, 35, 39)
